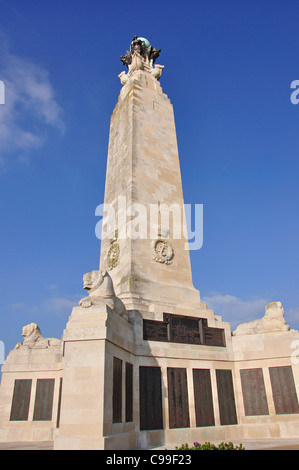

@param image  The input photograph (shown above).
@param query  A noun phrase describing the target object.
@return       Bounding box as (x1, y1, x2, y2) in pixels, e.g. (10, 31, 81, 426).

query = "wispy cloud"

(9, 302, 26, 309)
(7, 294, 81, 317)
(40, 296, 79, 313)
(202, 292, 299, 331)
(0, 33, 64, 169)
(202, 293, 269, 329)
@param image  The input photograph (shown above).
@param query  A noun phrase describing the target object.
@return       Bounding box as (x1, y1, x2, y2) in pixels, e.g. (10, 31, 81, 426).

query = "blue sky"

(0, 0, 299, 358)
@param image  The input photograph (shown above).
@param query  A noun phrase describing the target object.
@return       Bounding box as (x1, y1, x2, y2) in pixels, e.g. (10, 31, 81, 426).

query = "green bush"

(175, 441, 245, 450)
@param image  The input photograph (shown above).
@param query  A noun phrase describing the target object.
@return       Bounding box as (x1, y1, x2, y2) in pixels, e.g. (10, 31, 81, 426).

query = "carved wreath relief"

(152, 239, 174, 265)
(107, 241, 120, 270)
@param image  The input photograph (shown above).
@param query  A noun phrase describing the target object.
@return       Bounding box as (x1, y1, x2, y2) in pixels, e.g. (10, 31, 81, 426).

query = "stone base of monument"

(54, 304, 135, 450)
(1, 294, 299, 449)
(0, 323, 63, 444)
(55, 299, 299, 449)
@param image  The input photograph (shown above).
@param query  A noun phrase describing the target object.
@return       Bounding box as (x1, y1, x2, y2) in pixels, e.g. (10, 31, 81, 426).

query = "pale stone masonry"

(1, 37, 299, 450)
(100, 64, 198, 308)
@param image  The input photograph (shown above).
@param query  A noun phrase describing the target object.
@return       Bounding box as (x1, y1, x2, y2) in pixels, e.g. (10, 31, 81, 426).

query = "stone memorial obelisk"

(1, 36, 299, 451)
(99, 36, 204, 312)
(54, 36, 215, 450)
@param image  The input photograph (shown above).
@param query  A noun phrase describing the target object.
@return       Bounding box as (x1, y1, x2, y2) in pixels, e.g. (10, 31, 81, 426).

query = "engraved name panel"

(143, 313, 225, 347)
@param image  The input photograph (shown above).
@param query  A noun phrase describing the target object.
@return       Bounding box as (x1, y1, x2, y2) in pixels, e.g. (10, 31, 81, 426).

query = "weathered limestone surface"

(100, 67, 201, 309)
(1, 37, 299, 450)
(0, 325, 62, 443)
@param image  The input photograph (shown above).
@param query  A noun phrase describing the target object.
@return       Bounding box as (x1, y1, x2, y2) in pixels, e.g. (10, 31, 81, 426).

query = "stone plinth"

(0, 327, 63, 443)
(54, 305, 135, 450)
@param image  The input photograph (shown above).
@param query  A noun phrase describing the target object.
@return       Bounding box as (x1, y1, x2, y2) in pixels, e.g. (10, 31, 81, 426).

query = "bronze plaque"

(240, 368, 269, 416)
(193, 369, 215, 427)
(56, 378, 63, 428)
(125, 362, 133, 422)
(113, 357, 122, 423)
(143, 319, 168, 342)
(216, 369, 237, 425)
(167, 367, 190, 429)
(139, 366, 163, 430)
(166, 314, 201, 344)
(33, 379, 55, 421)
(10, 379, 32, 421)
(143, 313, 225, 347)
(269, 366, 299, 414)
(203, 326, 225, 347)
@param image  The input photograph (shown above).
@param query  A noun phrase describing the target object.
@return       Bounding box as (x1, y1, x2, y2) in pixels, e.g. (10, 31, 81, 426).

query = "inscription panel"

(193, 369, 215, 427)
(240, 368, 269, 416)
(113, 357, 122, 423)
(203, 326, 226, 347)
(56, 378, 63, 428)
(10, 379, 32, 421)
(125, 362, 133, 422)
(33, 379, 55, 421)
(143, 319, 168, 342)
(166, 314, 200, 344)
(139, 366, 163, 430)
(167, 367, 190, 429)
(216, 369, 238, 425)
(143, 313, 225, 347)
(269, 366, 299, 414)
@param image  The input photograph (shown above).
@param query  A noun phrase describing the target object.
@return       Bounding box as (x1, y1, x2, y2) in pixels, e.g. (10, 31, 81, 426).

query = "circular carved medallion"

(107, 242, 120, 270)
(152, 239, 174, 265)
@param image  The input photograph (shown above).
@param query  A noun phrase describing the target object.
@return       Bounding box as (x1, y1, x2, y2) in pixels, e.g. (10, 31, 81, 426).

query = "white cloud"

(202, 293, 299, 331)
(7, 294, 81, 317)
(0, 34, 64, 168)
(202, 293, 268, 329)
(9, 302, 26, 309)
(40, 296, 78, 313)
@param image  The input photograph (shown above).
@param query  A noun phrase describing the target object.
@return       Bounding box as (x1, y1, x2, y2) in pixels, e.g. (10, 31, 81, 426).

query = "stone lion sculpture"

(15, 323, 61, 349)
(232, 301, 290, 336)
(79, 270, 128, 320)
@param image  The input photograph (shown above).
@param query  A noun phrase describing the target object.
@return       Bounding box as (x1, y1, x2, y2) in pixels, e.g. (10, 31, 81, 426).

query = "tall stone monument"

(1, 37, 299, 450)
(100, 35, 199, 310)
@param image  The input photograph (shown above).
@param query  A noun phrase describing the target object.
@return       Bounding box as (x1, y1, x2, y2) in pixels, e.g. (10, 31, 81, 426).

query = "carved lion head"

(264, 301, 284, 319)
(83, 270, 102, 290)
(22, 323, 42, 340)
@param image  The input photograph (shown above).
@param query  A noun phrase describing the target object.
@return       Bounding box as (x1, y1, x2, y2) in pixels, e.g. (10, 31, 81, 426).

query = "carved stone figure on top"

(79, 270, 128, 320)
(118, 71, 129, 86)
(148, 45, 161, 65)
(119, 35, 164, 84)
(151, 64, 164, 80)
(120, 50, 133, 67)
(130, 36, 148, 59)
(232, 301, 290, 336)
(15, 323, 61, 350)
